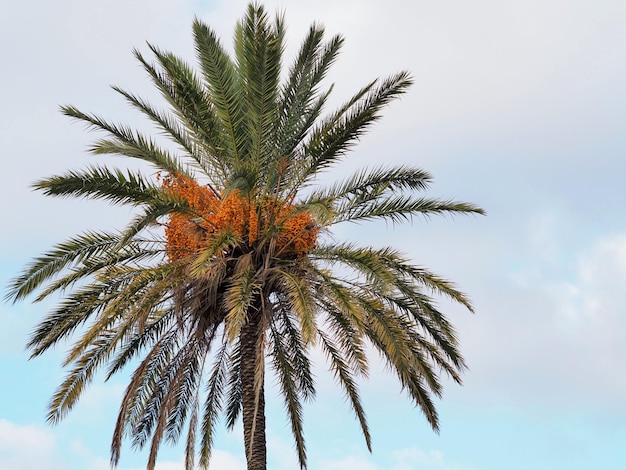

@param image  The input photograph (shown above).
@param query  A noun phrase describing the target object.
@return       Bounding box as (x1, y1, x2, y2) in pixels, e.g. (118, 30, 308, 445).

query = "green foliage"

(7, 3, 483, 470)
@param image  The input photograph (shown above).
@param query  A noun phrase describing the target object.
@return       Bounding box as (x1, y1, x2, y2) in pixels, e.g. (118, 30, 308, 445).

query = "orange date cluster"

(160, 174, 318, 261)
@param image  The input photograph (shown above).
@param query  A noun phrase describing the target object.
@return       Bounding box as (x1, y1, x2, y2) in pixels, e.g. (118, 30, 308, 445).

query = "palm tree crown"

(7, 3, 484, 470)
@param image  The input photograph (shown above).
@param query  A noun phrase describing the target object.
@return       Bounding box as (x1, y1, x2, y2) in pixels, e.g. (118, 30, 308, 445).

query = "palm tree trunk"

(240, 310, 267, 470)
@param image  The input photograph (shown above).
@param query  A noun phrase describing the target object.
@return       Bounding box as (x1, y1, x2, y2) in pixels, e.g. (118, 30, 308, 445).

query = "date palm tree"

(7, 3, 483, 470)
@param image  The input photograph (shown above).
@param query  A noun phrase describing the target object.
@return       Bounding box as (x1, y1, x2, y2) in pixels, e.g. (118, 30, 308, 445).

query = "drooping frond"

(311, 243, 474, 310)
(218, 345, 239, 433)
(272, 267, 318, 345)
(359, 298, 441, 430)
(6, 231, 126, 302)
(111, 325, 180, 465)
(305, 241, 472, 433)
(317, 329, 371, 450)
(223, 253, 260, 341)
(268, 311, 308, 468)
(199, 339, 230, 468)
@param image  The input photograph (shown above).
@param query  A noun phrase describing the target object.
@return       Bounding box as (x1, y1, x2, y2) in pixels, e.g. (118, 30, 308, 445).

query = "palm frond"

(303, 165, 434, 225)
(223, 341, 242, 431)
(33, 243, 163, 303)
(199, 339, 230, 468)
(274, 27, 343, 162)
(268, 313, 308, 468)
(274, 268, 317, 345)
(223, 253, 260, 341)
(111, 84, 227, 185)
(193, 18, 246, 166)
(359, 297, 441, 430)
(333, 194, 485, 225)
(33, 165, 161, 206)
(297, 72, 413, 186)
(139, 44, 234, 178)
(61, 266, 177, 367)
(184, 388, 200, 470)
(61, 106, 186, 174)
(46, 335, 115, 424)
(317, 329, 371, 450)
(6, 231, 124, 302)
(234, 3, 283, 175)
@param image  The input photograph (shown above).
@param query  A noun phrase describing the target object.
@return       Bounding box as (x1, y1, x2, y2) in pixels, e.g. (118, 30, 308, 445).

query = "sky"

(1, 0, 626, 468)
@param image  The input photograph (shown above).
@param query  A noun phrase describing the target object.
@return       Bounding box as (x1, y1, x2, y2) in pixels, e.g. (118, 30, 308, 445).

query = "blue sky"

(2, 0, 626, 468)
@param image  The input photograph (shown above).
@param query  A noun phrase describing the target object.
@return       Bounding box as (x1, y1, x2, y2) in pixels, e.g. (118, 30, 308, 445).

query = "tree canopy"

(7, 3, 483, 469)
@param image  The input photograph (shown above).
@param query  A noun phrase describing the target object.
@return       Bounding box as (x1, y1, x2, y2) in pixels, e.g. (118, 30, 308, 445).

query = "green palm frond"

(61, 268, 175, 366)
(224, 341, 243, 431)
(139, 44, 233, 178)
(270, 26, 343, 191)
(315, 295, 368, 376)
(317, 329, 371, 451)
(297, 72, 413, 184)
(61, 106, 186, 174)
(199, 339, 229, 468)
(234, 4, 284, 173)
(33, 165, 161, 206)
(359, 297, 441, 430)
(33, 243, 163, 303)
(307, 165, 432, 205)
(333, 194, 485, 225)
(6, 230, 124, 302)
(268, 312, 308, 467)
(111, 84, 227, 185)
(28, 283, 112, 358)
(193, 18, 246, 167)
(278, 29, 342, 144)
(313, 243, 474, 310)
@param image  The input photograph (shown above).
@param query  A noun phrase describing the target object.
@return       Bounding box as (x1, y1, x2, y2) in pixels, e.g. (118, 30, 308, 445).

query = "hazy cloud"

(0, 420, 61, 470)
(317, 445, 459, 470)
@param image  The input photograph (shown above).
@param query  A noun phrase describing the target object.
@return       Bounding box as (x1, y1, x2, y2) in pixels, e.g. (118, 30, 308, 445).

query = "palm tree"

(7, 3, 483, 470)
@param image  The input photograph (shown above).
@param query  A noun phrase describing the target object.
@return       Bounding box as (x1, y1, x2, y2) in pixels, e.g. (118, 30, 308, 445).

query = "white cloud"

(318, 454, 379, 470)
(0, 418, 246, 470)
(0, 418, 456, 470)
(391, 447, 460, 470)
(444, 229, 626, 411)
(317, 446, 459, 470)
(85, 450, 245, 470)
(207, 450, 247, 470)
(0, 420, 63, 470)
